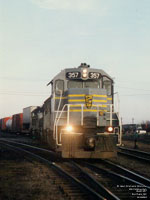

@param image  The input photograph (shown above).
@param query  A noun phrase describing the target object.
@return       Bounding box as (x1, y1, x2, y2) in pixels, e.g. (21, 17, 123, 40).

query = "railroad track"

(0, 140, 115, 200)
(1, 139, 150, 199)
(76, 160, 150, 200)
(118, 146, 150, 162)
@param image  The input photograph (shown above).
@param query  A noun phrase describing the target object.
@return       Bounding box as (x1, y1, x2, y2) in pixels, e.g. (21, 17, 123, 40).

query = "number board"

(89, 72, 101, 79)
(66, 72, 81, 79)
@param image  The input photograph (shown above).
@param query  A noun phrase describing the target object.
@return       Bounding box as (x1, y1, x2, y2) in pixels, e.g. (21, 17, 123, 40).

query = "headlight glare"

(83, 69, 87, 73)
(82, 69, 87, 78)
(66, 125, 73, 132)
(82, 73, 87, 78)
(108, 126, 113, 132)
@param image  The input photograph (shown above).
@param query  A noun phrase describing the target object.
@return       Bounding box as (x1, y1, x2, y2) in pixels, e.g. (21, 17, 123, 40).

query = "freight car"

(12, 113, 23, 133)
(0, 117, 12, 132)
(31, 63, 122, 158)
(0, 108, 36, 134)
(6, 118, 12, 131)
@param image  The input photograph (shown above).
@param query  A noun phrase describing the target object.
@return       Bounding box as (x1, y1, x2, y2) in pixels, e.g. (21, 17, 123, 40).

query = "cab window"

(103, 77, 112, 96)
(68, 80, 100, 89)
(55, 80, 64, 94)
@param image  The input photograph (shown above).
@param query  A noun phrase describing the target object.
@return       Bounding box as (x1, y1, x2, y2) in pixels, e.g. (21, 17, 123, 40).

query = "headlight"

(82, 68, 87, 78)
(66, 125, 73, 132)
(85, 137, 95, 149)
(82, 73, 87, 78)
(83, 69, 87, 73)
(107, 126, 113, 132)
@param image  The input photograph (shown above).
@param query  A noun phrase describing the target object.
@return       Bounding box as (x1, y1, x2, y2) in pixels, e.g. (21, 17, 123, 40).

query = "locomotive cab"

(43, 63, 122, 158)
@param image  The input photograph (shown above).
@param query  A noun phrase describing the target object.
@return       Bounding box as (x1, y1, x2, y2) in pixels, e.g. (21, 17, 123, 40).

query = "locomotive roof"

(47, 64, 113, 85)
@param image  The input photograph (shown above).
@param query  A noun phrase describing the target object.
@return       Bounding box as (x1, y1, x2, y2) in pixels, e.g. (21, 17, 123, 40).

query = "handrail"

(53, 90, 62, 140)
(54, 104, 122, 146)
(116, 112, 122, 146)
(54, 104, 67, 146)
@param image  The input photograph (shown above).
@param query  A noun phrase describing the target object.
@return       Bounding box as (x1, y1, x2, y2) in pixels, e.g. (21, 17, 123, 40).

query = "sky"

(0, 0, 150, 124)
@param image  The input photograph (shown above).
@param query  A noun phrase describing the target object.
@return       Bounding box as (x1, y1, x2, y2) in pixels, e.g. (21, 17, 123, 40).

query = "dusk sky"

(0, 0, 150, 124)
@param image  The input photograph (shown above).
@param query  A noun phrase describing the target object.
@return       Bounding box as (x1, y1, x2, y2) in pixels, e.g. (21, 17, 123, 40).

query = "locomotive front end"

(52, 63, 122, 158)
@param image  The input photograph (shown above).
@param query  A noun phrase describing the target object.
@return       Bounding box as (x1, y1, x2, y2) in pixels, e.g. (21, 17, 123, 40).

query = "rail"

(118, 147, 150, 163)
(101, 159, 150, 188)
(80, 161, 150, 199)
(0, 141, 106, 200)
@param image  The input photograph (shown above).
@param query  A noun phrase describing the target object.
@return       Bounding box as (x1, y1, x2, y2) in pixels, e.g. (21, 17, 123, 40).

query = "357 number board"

(66, 72, 81, 79)
(66, 72, 101, 79)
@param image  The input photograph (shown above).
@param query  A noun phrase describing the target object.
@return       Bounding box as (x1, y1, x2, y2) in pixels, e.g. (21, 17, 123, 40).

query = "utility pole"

(132, 118, 134, 124)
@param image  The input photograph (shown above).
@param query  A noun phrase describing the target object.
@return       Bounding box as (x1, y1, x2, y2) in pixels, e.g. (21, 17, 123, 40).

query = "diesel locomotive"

(33, 63, 122, 158)
(0, 63, 122, 158)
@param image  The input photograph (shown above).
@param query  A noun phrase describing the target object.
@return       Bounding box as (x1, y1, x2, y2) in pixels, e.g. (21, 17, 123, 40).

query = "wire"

(116, 86, 150, 92)
(120, 94, 150, 96)
(116, 79, 150, 84)
(0, 92, 49, 97)
(0, 76, 49, 82)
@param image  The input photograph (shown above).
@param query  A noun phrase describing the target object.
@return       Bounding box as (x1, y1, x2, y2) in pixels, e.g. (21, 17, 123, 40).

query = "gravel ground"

(122, 140, 150, 152)
(0, 146, 66, 200)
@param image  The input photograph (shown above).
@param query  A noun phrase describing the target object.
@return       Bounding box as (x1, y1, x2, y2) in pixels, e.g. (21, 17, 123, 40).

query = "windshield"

(84, 80, 99, 88)
(68, 80, 82, 88)
(68, 80, 100, 89)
